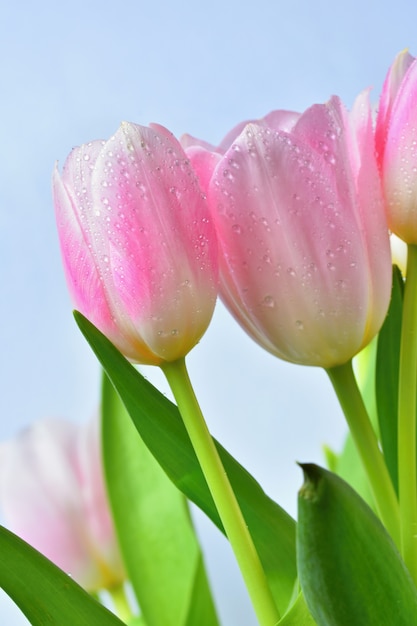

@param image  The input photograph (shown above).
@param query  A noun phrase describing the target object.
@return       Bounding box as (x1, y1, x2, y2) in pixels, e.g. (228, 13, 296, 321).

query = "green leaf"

(0, 525, 125, 626)
(128, 618, 147, 626)
(74, 311, 297, 615)
(279, 591, 316, 625)
(297, 464, 417, 626)
(101, 373, 219, 626)
(376, 265, 405, 494)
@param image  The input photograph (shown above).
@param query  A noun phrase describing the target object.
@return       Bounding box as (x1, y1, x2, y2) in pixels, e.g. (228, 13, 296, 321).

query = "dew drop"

(262, 295, 275, 308)
(295, 320, 304, 330)
(232, 224, 241, 234)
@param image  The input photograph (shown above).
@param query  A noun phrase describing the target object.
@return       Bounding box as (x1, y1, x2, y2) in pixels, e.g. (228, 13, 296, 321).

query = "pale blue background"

(0, 0, 414, 623)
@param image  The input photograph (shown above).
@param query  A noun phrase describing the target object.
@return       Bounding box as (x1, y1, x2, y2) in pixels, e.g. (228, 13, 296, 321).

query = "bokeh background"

(0, 0, 414, 623)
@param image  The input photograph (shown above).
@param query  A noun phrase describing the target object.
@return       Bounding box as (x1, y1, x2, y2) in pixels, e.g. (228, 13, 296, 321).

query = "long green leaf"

(279, 591, 316, 625)
(0, 525, 125, 626)
(101, 373, 219, 626)
(298, 464, 417, 626)
(376, 265, 404, 494)
(75, 311, 297, 614)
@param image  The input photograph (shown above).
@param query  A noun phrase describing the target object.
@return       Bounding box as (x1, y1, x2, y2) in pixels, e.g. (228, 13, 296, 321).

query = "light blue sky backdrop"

(0, 0, 415, 623)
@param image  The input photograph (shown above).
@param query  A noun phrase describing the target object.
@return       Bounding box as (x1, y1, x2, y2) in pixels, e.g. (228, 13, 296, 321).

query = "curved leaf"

(376, 265, 405, 493)
(0, 525, 125, 625)
(298, 464, 417, 626)
(279, 591, 316, 625)
(75, 311, 297, 614)
(101, 373, 219, 626)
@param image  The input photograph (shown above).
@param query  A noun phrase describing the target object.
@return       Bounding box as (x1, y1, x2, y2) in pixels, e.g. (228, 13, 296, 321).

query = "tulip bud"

(0, 417, 124, 592)
(53, 122, 218, 365)
(187, 93, 392, 368)
(376, 49, 417, 244)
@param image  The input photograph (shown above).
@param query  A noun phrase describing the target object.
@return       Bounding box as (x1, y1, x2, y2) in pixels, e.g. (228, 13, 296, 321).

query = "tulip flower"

(53, 122, 218, 365)
(377, 50, 417, 581)
(186, 93, 392, 368)
(376, 49, 417, 244)
(0, 417, 125, 592)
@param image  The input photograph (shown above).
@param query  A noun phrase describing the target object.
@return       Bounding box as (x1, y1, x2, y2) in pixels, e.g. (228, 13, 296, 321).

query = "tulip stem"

(326, 360, 400, 548)
(398, 244, 417, 584)
(161, 357, 280, 626)
(108, 582, 134, 623)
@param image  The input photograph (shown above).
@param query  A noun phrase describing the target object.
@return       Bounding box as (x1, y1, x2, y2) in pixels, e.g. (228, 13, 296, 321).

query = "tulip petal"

(185, 145, 222, 194)
(379, 60, 417, 243)
(349, 91, 392, 341)
(86, 122, 217, 361)
(262, 109, 300, 133)
(376, 49, 415, 160)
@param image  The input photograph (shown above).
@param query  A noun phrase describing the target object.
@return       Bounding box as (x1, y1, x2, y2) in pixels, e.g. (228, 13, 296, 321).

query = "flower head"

(376, 49, 417, 244)
(53, 122, 218, 365)
(0, 417, 124, 592)
(185, 94, 392, 368)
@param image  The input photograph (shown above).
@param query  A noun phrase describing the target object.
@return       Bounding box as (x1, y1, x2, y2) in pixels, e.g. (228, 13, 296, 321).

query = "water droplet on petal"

(262, 295, 275, 308)
(223, 169, 234, 181)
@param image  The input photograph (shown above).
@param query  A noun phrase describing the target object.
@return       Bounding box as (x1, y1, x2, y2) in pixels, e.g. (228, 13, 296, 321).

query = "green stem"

(398, 244, 417, 583)
(326, 360, 400, 548)
(108, 583, 134, 623)
(161, 357, 280, 626)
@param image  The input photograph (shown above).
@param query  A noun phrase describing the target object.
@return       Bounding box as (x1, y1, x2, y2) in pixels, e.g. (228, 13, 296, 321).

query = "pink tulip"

(185, 93, 392, 368)
(0, 417, 124, 592)
(53, 122, 218, 365)
(376, 49, 417, 244)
